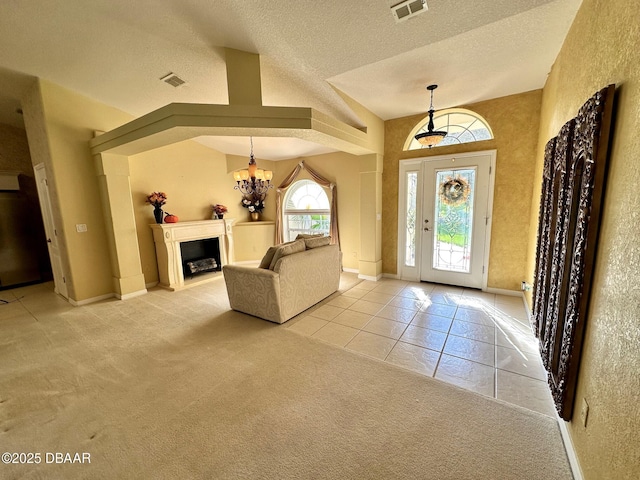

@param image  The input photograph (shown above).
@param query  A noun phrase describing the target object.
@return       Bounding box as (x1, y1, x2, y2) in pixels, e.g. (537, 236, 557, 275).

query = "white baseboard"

(484, 287, 521, 296)
(342, 267, 359, 274)
(145, 281, 159, 289)
(358, 273, 382, 281)
(557, 416, 584, 480)
(522, 292, 532, 319)
(117, 289, 148, 301)
(68, 293, 115, 306)
(382, 273, 400, 280)
(68, 288, 148, 305)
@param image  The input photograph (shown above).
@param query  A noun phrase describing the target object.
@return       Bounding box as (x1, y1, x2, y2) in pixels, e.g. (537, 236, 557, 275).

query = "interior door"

(34, 163, 68, 299)
(420, 154, 492, 288)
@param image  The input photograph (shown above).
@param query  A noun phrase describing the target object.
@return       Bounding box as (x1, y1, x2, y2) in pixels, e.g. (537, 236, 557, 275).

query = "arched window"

(405, 108, 493, 150)
(282, 179, 331, 242)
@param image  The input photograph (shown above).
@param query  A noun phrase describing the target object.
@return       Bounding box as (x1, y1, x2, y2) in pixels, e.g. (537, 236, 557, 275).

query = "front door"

(420, 153, 493, 288)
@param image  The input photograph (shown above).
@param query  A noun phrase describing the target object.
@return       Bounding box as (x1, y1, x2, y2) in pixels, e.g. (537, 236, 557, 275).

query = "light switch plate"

(76, 224, 87, 233)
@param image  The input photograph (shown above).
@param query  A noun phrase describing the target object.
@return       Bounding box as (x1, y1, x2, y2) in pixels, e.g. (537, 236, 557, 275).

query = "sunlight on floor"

(287, 277, 557, 417)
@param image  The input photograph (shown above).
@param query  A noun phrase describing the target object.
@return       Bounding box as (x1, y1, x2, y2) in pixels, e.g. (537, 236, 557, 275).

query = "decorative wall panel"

(532, 85, 615, 420)
(533, 137, 557, 340)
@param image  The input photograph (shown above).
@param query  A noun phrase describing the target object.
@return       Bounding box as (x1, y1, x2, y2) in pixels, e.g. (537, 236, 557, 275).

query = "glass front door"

(432, 168, 476, 273)
(421, 154, 492, 288)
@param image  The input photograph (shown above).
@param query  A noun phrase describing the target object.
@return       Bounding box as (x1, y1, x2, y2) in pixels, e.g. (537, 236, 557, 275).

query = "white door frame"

(397, 150, 496, 290)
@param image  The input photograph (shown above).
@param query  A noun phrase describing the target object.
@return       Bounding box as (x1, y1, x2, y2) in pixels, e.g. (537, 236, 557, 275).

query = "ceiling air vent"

(160, 72, 186, 88)
(391, 0, 428, 23)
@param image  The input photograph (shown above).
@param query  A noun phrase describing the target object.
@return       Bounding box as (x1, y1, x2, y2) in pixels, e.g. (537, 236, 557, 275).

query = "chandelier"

(233, 137, 273, 201)
(414, 84, 447, 148)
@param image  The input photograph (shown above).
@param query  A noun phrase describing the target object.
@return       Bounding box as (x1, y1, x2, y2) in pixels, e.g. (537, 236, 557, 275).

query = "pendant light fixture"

(232, 137, 273, 203)
(414, 84, 447, 148)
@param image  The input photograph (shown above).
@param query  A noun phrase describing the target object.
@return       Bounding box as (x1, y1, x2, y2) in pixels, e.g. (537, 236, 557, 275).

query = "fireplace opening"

(180, 238, 221, 278)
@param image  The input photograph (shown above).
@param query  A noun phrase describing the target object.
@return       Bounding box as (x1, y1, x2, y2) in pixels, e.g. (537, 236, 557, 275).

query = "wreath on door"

(439, 176, 471, 206)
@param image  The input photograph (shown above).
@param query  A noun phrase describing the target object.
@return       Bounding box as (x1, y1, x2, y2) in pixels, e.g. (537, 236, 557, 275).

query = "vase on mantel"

(250, 212, 259, 221)
(153, 206, 164, 224)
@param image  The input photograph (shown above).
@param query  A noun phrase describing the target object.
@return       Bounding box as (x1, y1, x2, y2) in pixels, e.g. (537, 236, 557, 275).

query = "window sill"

(234, 220, 275, 226)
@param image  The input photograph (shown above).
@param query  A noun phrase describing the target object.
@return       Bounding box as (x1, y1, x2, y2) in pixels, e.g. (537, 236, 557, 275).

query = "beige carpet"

(0, 279, 572, 479)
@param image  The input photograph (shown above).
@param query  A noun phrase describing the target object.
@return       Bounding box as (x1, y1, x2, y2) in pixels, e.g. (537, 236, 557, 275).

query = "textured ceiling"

(0, 0, 582, 159)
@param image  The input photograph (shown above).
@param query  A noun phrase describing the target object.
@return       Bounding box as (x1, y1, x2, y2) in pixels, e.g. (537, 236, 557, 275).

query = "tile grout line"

(433, 302, 460, 379)
(309, 279, 554, 415)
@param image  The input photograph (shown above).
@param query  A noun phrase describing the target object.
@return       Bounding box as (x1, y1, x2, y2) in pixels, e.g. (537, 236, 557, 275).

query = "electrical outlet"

(580, 397, 589, 427)
(76, 224, 87, 233)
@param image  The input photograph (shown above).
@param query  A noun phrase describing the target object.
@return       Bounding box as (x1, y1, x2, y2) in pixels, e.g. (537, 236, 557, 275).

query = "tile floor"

(287, 277, 557, 417)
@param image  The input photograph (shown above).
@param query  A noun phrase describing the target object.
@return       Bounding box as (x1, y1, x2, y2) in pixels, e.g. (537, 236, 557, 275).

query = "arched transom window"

(405, 108, 493, 150)
(283, 179, 330, 242)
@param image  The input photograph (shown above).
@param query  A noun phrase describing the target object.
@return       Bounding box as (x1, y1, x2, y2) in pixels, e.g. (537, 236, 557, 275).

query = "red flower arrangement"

(212, 204, 228, 215)
(146, 192, 167, 207)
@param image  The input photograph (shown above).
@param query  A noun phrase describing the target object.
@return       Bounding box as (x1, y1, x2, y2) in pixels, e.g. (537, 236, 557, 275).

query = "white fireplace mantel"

(150, 219, 234, 290)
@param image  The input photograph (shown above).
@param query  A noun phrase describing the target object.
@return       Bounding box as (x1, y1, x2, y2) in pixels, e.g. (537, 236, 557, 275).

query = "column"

(95, 152, 147, 299)
(359, 154, 383, 280)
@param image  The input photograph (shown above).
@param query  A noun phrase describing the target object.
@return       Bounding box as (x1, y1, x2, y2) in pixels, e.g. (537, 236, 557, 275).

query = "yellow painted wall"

(130, 141, 228, 284)
(273, 152, 361, 271)
(129, 142, 277, 284)
(383, 90, 542, 289)
(525, 0, 640, 477)
(232, 222, 276, 262)
(22, 80, 133, 301)
(129, 148, 363, 273)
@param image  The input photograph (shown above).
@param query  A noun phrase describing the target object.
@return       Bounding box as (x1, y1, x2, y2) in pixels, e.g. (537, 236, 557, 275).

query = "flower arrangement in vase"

(147, 191, 167, 224)
(212, 204, 228, 219)
(241, 195, 265, 221)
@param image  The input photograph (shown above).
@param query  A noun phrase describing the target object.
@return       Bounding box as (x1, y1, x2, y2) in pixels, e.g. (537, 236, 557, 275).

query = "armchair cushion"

(258, 246, 278, 269)
(268, 239, 305, 270)
(295, 233, 323, 240)
(304, 236, 331, 249)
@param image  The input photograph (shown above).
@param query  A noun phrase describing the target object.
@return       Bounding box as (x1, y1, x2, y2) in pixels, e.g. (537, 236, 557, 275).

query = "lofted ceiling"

(0, 0, 582, 160)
